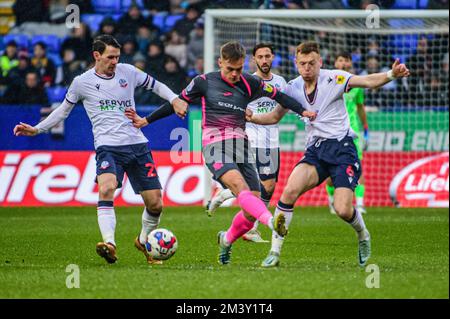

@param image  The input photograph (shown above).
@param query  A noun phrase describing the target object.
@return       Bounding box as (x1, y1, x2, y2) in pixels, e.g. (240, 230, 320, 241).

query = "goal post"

(202, 9, 449, 207)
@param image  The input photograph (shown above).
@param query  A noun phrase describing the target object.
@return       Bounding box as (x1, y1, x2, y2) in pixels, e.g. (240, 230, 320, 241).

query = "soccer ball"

(145, 228, 178, 260)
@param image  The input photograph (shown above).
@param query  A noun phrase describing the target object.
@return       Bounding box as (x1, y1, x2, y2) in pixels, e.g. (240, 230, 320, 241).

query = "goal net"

(203, 9, 449, 208)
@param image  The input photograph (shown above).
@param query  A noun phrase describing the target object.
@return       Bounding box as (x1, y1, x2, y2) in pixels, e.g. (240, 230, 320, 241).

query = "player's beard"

(256, 62, 272, 76)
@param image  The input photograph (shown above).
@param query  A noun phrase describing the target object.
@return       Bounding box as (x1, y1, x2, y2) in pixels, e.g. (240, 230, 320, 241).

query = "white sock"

(97, 201, 116, 246)
(328, 195, 334, 206)
(356, 197, 364, 207)
(270, 205, 294, 255)
(139, 208, 161, 245)
(348, 208, 369, 241)
(219, 188, 234, 202)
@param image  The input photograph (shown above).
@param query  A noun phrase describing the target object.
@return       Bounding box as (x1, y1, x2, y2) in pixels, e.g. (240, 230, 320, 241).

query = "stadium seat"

(111, 14, 122, 21)
(3, 34, 29, 50)
(152, 13, 167, 32)
(392, 0, 428, 9)
(47, 52, 63, 67)
(121, 0, 145, 12)
(31, 35, 61, 53)
(163, 14, 184, 33)
(46, 86, 67, 104)
(388, 19, 423, 55)
(91, 0, 121, 14)
(81, 14, 105, 33)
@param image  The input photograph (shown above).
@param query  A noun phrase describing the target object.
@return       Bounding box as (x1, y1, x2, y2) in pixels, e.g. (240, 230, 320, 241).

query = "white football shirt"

(284, 69, 357, 148)
(65, 63, 162, 149)
(246, 73, 287, 149)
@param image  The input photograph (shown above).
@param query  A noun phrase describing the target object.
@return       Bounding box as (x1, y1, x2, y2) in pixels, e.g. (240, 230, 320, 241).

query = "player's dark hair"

(335, 51, 352, 61)
(220, 41, 246, 62)
(252, 43, 274, 56)
(92, 35, 121, 54)
(296, 41, 320, 56)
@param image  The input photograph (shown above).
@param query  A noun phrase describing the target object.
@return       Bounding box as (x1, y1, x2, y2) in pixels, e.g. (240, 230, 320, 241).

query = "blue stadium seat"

(47, 52, 63, 67)
(111, 14, 122, 21)
(387, 19, 423, 55)
(152, 13, 167, 32)
(164, 14, 184, 33)
(3, 34, 29, 50)
(392, 0, 428, 9)
(81, 14, 105, 33)
(341, 0, 350, 8)
(121, 0, 145, 12)
(31, 35, 61, 53)
(91, 0, 121, 13)
(46, 86, 67, 104)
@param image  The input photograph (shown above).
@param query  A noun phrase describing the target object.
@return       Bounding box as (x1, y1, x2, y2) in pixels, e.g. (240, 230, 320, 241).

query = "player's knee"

(282, 186, 299, 204)
(146, 198, 163, 214)
(98, 183, 116, 199)
(334, 202, 353, 220)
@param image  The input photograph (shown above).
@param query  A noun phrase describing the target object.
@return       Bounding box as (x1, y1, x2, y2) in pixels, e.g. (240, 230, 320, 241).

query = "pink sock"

(237, 190, 273, 226)
(225, 211, 255, 244)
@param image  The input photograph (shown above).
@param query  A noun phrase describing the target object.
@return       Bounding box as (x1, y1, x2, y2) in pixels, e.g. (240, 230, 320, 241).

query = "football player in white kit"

(13, 35, 188, 264)
(205, 43, 287, 243)
(247, 41, 410, 267)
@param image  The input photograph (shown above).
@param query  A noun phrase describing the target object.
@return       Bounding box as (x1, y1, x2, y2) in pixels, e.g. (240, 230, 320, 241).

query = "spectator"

(136, 25, 160, 55)
(308, 0, 344, 9)
(61, 48, 84, 86)
(144, 0, 171, 13)
(287, 0, 309, 9)
(6, 51, 36, 90)
(13, 0, 49, 26)
(61, 23, 93, 63)
(187, 17, 204, 69)
(116, 4, 158, 38)
(120, 38, 145, 65)
(2, 71, 49, 105)
(145, 40, 168, 77)
(31, 42, 57, 87)
(97, 17, 117, 37)
(407, 35, 432, 106)
(159, 55, 188, 93)
(164, 30, 188, 68)
(188, 57, 204, 79)
(0, 41, 19, 83)
(69, 0, 93, 13)
(361, 56, 396, 107)
(49, 0, 70, 24)
(347, 0, 395, 9)
(172, 4, 201, 39)
(428, 0, 449, 9)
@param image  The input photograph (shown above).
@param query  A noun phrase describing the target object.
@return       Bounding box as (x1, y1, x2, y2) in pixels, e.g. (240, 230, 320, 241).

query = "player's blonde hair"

(220, 41, 246, 62)
(296, 41, 320, 56)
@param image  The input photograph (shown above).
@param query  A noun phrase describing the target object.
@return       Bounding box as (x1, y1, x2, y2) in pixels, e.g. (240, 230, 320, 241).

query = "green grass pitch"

(0, 206, 448, 299)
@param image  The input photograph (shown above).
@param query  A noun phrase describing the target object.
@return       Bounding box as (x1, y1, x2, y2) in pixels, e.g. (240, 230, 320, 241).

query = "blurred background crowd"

(0, 0, 448, 109)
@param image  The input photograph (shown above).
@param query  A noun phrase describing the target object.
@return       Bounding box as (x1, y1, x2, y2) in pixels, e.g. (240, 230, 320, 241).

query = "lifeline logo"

(389, 152, 449, 207)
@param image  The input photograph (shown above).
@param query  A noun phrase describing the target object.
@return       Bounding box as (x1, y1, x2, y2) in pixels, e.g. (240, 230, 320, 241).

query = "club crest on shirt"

(263, 83, 274, 93)
(336, 75, 346, 85)
(100, 161, 110, 170)
(119, 79, 128, 88)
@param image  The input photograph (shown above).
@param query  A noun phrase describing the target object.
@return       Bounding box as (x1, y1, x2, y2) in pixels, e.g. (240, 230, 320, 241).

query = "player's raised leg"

(96, 173, 118, 264)
(333, 187, 371, 267)
(262, 163, 319, 267)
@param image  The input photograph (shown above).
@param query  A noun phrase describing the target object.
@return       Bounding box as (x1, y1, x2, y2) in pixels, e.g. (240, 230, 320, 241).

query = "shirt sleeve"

(331, 70, 353, 97)
(65, 77, 82, 104)
(131, 65, 178, 103)
(180, 75, 207, 102)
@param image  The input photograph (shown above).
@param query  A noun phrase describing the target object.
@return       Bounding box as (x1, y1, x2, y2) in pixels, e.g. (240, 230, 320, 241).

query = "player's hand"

(124, 108, 148, 128)
(363, 128, 369, 151)
(301, 110, 317, 121)
(391, 59, 410, 79)
(245, 108, 254, 122)
(171, 97, 188, 119)
(13, 122, 38, 136)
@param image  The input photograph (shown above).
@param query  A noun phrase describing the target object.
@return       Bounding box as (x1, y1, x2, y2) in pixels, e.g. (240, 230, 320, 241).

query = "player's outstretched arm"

(348, 59, 410, 89)
(150, 79, 188, 118)
(13, 99, 75, 137)
(246, 104, 288, 125)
